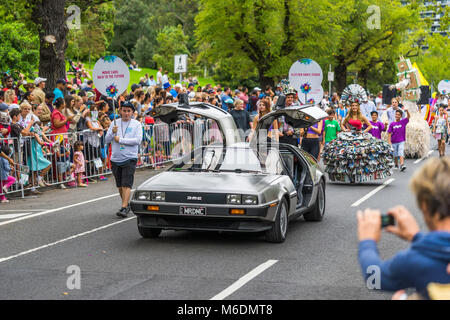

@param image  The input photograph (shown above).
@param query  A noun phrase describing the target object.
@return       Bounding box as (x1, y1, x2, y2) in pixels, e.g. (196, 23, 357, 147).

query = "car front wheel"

(303, 180, 325, 222)
(138, 219, 162, 238)
(265, 198, 288, 243)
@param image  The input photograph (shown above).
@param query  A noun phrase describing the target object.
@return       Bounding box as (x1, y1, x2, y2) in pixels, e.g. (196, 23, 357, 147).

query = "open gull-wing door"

(149, 94, 242, 146)
(251, 104, 328, 143)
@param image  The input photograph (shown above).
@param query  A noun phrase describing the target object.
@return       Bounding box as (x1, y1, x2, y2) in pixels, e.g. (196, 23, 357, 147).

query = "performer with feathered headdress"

(322, 84, 394, 183)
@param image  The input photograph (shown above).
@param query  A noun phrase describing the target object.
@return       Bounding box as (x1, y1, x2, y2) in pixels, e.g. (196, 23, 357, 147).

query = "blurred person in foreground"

(357, 157, 450, 299)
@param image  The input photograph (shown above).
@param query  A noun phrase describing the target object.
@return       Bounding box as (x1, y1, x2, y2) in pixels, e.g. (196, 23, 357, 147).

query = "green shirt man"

(324, 119, 341, 143)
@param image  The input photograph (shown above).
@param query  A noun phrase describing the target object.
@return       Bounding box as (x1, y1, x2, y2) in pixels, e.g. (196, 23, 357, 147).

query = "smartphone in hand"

(381, 214, 395, 228)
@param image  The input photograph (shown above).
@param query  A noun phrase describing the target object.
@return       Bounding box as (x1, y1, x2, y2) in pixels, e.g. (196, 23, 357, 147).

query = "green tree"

(153, 25, 190, 77)
(195, 0, 336, 88)
(108, 0, 155, 66)
(329, 0, 421, 92)
(148, 0, 199, 51)
(67, 2, 116, 67)
(0, 21, 39, 79)
(416, 34, 450, 87)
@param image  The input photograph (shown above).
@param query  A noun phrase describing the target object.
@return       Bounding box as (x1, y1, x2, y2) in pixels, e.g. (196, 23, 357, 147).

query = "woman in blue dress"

(26, 124, 52, 188)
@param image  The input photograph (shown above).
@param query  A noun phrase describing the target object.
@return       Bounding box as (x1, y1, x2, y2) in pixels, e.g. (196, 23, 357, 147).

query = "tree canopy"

(0, 0, 447, 92)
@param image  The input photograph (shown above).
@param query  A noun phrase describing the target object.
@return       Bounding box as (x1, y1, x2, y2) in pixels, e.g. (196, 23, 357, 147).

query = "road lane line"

(0, 217, 136, 264)
(414, 150, 434, 164)
(0, 213, 32, 220)
(351, 178, 395, 207)
(0, 209, 46, 212)
(210, 259, 278, 300)
(0, 191, 134, 227)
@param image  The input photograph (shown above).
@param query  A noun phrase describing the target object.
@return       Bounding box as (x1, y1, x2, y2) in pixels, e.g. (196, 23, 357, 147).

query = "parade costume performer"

(322, 84, 394, 183)
(388, 57, 431, 158)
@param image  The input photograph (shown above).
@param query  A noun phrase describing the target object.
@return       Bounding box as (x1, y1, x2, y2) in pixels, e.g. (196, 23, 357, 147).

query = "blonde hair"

(4, 89, 15, 104)
(410, 157, 450, 220)
(234, 99, 244, 108)
(19, 101, 32, 111)
(72, 94, 82, 103)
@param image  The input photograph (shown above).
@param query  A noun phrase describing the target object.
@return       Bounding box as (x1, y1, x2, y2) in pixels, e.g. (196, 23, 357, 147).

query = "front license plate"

(179, 206, 206, 216)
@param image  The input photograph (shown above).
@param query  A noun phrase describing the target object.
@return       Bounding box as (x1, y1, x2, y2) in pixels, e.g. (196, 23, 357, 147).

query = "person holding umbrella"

(105, 101, 143, 218)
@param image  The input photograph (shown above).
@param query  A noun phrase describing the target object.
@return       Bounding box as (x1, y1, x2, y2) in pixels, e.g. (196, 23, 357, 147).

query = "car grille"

(155, 216, 240, 229)
(165, 192, 226, 204)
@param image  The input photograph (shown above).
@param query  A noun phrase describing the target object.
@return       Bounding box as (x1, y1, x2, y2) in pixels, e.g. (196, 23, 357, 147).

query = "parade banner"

(438, 80, 450, 95)
(298, 83, 323, 105)
(93, 55, 130, 98)
(289, 58, 323, 93)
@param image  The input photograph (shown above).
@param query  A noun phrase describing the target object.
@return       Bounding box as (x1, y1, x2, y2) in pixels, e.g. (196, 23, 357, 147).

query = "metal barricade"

(1, 118, 226, 199)
(0, 137, 26, 198)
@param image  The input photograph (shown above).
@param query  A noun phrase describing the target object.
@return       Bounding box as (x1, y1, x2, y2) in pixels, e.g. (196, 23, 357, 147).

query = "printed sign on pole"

(93, 55, 130, 98)
(328, 72, 334, 82)
(174, 54, 188, 74)
(289, 58, 323, 93)
(298, 83, 324, 105)
(438, 80, 450, 95)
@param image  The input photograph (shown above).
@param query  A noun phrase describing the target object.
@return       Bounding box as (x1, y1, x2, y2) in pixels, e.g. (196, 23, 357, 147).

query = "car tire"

(138, 225, 162, 239)
(265, 198, 288, 243)
(303, 180, 325, 222)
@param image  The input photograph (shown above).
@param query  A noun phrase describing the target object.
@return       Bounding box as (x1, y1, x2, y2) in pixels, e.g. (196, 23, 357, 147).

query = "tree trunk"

(335, 63, 347, 94)
(360, 68, 368, 90)
(257, 66, 274, 90)
(32, 0, 68, 93)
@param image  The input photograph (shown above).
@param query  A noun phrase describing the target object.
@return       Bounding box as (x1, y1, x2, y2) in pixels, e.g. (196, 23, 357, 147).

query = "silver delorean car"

(130, 98, 328, 242)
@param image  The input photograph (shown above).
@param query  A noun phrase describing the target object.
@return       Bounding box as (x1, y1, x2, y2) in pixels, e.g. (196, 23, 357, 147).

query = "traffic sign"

(174, 54, 188, 74)
(328, 72, 334, 82)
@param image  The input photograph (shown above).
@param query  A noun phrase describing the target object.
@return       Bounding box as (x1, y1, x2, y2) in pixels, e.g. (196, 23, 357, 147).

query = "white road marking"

(0, 213, 32, 220)
(0, 217, 136, 264)
(0, 209, 46, 212)
(210, 259, 278, 300)
(414, 150, 434, 164)
(351, 178, 395, 207)
(0, 191, 134, 227)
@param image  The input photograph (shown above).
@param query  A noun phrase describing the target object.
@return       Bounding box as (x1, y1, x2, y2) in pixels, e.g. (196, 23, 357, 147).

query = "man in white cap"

(32, 77, 51, 123)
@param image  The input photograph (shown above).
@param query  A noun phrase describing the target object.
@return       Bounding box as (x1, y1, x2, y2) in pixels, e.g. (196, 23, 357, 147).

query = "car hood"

(138, 171, 280, 193)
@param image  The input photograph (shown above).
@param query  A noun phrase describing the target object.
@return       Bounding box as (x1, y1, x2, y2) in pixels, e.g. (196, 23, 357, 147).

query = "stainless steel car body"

(132, 100, 328, 234)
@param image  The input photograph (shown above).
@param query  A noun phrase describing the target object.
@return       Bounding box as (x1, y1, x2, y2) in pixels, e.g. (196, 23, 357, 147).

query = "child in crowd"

(324, 109, 341, 145)
(368, 111, 387, 140)
(0, 144, 16, 203)
(55, 138, 74, 188)
(73, 141, 87, 187)
(388, 109, 410, 172)
(154, 149, 166, 169)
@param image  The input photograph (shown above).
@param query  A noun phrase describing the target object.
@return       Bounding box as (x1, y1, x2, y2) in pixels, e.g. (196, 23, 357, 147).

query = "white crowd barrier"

(0, 119, 224, 198)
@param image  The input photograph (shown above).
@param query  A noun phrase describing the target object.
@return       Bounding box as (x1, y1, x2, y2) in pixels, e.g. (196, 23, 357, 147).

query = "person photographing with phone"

(105, 101, 143, 218)
(356, 157, 450, 299)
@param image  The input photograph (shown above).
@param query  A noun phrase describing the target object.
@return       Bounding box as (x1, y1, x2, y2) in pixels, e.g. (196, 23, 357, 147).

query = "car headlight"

(136, 191, 151, 201)
(151, 191, 165, 201)
(242, 195, 258, 205)
(227, 194, 241, 204)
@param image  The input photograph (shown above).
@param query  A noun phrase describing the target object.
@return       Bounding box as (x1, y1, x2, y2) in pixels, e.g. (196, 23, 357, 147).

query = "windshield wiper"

(218, 169, 262, 174)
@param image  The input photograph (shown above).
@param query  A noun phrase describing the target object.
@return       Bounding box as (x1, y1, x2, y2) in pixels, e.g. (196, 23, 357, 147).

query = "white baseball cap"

(254, 87, 262, 91)
(34, 77, 47, 85)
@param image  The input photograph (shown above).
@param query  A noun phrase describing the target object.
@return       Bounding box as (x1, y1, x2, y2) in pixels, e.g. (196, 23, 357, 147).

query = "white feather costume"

(403, 101, 430, 158)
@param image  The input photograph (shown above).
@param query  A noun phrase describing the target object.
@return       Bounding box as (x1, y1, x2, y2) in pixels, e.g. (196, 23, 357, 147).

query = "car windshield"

(169, 145, 285, 175)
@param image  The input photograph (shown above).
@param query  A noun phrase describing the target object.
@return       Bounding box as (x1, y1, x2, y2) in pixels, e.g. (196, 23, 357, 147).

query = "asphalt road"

(0, 140, 447, 300)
